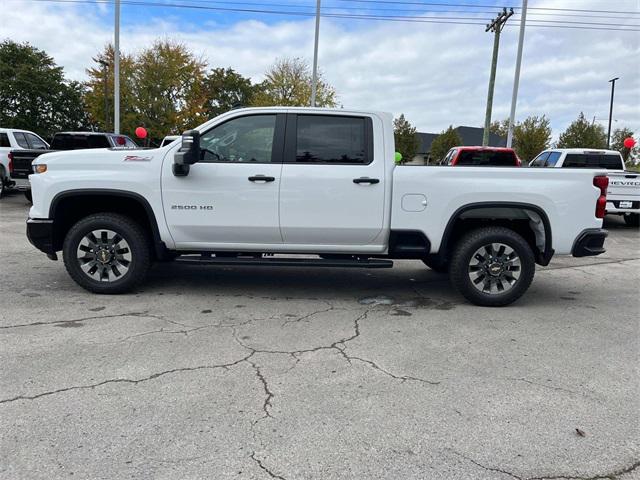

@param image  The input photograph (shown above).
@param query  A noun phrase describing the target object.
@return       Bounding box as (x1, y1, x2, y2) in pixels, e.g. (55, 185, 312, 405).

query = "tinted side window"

(200, 114, 276, 163)
(563, 154, 623, 170)
(13, 132, 29, 148)
(456, 150, 516, 166)
(25, 133, 48, 149)
(530, 152, 550, 167)
(0, 133, 9, 148)
(295, 115, 368, 164)
(86, 136, 111, 148)
(545, 152, 561, 167)
(51, 135, 74, 150)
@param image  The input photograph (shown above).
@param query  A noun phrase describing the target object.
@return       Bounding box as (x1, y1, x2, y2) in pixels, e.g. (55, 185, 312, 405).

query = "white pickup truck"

(0, 127, 49, 197)
(530, 148, 639, 227)
(27, 107, 610, 306)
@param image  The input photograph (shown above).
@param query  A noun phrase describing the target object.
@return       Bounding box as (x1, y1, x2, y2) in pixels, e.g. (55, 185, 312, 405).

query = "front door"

(279, 113, 386, 247)
(162, 113, 285, 248)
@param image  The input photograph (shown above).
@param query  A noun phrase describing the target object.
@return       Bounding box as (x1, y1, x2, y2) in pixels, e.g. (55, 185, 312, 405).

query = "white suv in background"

(530, 148, 639, 227)
(0, 128, 49, 197)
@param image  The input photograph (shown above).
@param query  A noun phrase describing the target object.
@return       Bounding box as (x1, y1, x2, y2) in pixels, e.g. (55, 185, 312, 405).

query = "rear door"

(279, 113, 385, 246)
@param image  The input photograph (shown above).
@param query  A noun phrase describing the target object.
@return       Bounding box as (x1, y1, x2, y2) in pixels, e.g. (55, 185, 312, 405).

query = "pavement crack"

(0, 354, 254, 405)
(280, 301, 337, 327)
(250, 452, 287, 480)
(451, 450, 523, 479)
(0, 311, 160, 330)
(452, 449, 640, 480)
(248, 360, 275, 420)
(342, 351, 441, 385)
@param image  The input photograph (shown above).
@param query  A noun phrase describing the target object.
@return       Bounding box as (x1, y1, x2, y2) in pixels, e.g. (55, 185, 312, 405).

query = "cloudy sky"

(2, 0, 639, 137)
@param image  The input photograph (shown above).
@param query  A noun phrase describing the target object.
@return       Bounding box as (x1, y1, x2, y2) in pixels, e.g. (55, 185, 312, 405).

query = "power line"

(23, 0, 640, 31)
(336, 0, 640, 15)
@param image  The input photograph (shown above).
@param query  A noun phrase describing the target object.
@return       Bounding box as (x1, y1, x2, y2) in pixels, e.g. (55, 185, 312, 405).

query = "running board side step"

(175, 256, 394, 268)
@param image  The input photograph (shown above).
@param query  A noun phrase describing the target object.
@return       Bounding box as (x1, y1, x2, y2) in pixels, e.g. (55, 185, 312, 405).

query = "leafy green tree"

(0, 40, 91, 138)
(85, 41, 207, 144)
(430, 126, 462, 164)
(393, 114, 419, 163)
(84, 44, 136, 133)
(133, 40, 207, 143)
(489, 119, 509, 139)
(513, 115, 552, 162)
(202, 67, 256, 118)
(611, 127, 635, 161)
(251, 57, 337, 107)
(557, 112, 606, 149)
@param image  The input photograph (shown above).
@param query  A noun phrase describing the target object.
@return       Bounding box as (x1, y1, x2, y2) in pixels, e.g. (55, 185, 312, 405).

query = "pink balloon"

(135, 127, 147, 139)
(623, 137, 636, 149)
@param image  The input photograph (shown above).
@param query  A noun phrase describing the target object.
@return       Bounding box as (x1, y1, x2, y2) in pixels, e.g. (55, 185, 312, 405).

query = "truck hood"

(38, 148, 161, 167)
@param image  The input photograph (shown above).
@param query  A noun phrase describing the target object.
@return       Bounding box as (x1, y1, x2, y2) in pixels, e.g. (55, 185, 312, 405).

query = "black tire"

(623, 213, 639, 228)
(63, 213, 151, 294)
(422, 257, 448, 273)
(449, 227, 535, 307)
(24, 190, 32, 203)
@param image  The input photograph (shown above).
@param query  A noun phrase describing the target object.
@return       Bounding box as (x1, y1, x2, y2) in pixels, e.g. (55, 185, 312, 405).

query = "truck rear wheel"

(623, 213, 639, 228)
(63, 213, 151, 294)
(449, 227, 535, 307)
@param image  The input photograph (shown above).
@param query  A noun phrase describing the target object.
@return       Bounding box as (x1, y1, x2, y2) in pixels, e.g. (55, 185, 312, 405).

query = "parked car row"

(435, 145, 638, 226)
(0, 129, 136, 200)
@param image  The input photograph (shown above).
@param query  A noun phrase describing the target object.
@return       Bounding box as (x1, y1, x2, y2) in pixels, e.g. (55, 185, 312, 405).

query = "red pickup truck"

(440, 146, 522, 167)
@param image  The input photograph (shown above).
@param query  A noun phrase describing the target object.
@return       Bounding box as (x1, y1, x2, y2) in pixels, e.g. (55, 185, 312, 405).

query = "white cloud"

(2, 0, 639, 138)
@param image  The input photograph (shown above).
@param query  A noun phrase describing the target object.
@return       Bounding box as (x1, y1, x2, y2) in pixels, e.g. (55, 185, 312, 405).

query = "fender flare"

(437, 201, 554, 266)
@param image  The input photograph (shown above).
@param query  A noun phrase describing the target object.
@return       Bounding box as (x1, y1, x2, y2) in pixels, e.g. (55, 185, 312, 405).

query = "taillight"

(593, 175, 608, 219)
(8, 152, 13, 173)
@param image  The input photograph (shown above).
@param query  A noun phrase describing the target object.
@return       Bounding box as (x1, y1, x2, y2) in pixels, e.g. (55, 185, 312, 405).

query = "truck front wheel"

(449, 227, 535, 307)
(62, 213, 151, 294)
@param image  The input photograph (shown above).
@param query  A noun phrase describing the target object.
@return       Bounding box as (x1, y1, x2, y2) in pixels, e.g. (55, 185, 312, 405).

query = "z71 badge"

(171, 205, 214, 210)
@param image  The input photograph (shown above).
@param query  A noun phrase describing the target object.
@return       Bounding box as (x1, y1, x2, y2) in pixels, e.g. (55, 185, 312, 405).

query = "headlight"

(33, 164, 47, 174)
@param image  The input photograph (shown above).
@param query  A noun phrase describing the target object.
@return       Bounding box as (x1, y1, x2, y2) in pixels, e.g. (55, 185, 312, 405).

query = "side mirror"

(173, 130, 201, 177)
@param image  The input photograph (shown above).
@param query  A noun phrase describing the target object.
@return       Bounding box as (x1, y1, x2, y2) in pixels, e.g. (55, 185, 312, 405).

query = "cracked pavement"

(1, 192, 639, 479)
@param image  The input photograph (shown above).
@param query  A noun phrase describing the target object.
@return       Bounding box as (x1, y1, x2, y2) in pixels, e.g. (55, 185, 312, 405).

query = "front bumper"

(572, 228, 608, 257)
(27, 218, 57, 259)
(14, 178, 30, 191)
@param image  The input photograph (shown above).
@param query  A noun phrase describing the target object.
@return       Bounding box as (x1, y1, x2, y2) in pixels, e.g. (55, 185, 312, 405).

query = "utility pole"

(607, 77, 619, 148)
(310, 0, 321, 107)
(506, 0, 527, 148)
(98, 60, 109, 131)
(482, 7, 513, 146)
(114, 0, 121, 134)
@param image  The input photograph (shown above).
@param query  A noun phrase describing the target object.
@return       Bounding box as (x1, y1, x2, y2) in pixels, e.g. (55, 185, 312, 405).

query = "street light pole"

(506, 0, 527, 148)
(607, 77, 619, 148)
(114, 0, 121, 134)
(310, 0, 321, 107)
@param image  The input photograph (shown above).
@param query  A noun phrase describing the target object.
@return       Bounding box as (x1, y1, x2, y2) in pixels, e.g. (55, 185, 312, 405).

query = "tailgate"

(607, 172, 640, 198)
(10, 151, 42, 179)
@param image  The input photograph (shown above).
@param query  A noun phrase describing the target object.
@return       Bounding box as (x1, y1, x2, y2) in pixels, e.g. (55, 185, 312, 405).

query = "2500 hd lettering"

(26, 108, 609, 306)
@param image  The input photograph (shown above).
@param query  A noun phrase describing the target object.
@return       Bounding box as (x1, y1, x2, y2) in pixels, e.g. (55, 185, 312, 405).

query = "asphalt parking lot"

(1, 190, 639, 480)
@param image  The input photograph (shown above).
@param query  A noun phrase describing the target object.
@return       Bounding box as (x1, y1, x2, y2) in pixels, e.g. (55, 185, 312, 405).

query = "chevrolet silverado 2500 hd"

(26, 108, 609, 306)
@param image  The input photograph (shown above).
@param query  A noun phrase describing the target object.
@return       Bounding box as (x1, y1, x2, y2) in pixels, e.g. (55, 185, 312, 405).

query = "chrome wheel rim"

(468, 242, 521, 294)
(76, 229, 132, 282)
